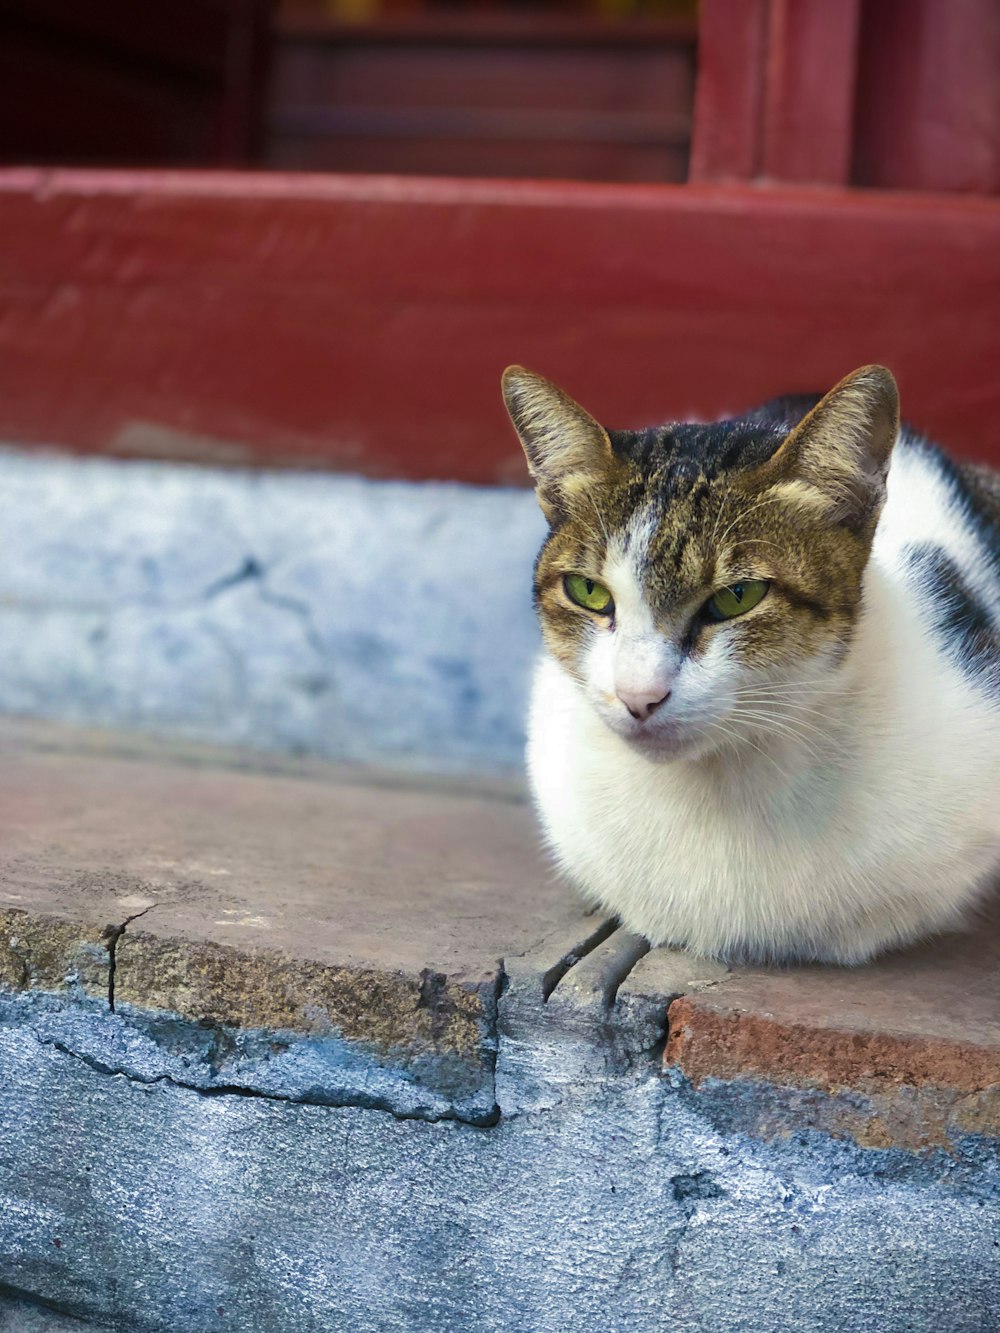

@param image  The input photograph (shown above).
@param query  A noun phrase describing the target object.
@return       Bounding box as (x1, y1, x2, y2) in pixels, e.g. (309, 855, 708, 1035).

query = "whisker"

(731, 677, 858, 698)
(728, 708, 833, 753)
(728, 706, 828, 747)
(734, 696, 843, 718)
(715, 494, 787, 550)
(731, 690, 844, 712)
(727, 537, 787, 555)
(700, 718, 793, 783)
(734, 704, 843, 736)
(730, 697, 838, 730)
(582, 490, 612, 547)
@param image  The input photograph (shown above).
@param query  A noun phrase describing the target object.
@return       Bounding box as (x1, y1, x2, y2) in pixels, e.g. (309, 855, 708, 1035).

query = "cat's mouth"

(609, 713, 714, 763)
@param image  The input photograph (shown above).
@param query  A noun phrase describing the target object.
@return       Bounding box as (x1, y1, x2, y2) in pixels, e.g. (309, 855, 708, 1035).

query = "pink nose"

(616, 687, 671, 721)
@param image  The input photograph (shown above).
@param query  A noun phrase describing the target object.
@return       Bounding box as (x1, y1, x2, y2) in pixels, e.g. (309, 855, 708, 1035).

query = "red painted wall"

(0, 169, 998, 481)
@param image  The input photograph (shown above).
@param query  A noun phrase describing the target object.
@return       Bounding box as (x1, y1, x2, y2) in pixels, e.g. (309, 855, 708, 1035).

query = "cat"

(502, 364, 1000, 965)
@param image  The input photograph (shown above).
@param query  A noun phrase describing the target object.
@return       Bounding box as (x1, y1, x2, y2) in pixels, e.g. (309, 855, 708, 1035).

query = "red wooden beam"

(0, 169, 998, 481)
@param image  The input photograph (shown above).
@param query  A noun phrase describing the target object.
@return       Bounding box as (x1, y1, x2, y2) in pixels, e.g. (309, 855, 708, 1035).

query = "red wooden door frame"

(854, 0, 1000, 195)
(691, 0, 862, 187)
(692, 0, 1000, 195)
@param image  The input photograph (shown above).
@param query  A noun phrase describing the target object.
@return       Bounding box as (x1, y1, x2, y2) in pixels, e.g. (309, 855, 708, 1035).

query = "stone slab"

(4, 1012, 999, 1333)
(1, 716, 999, 1146)
(0, 717, 586, 1120)
(0, 718, 568, 983)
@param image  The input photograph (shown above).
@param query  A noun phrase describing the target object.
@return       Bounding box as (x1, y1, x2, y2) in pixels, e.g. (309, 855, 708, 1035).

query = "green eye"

(564, 574, 614, 614)
(706, 580, 769, 622)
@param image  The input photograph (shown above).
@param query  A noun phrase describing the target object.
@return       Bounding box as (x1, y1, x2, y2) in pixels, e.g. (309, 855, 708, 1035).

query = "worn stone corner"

(661, 990, 1000, 1154)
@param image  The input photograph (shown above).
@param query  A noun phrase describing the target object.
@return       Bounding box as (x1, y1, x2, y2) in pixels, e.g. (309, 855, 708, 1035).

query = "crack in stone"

(202, 556, 266, 599)
(202, 553, 333, 686)
(36, 1035, 501, 1129)
(256, 586, 330, 666)
(601, 935, 652, 1013)
(0, 1278, 93, 1325)
(541, 917, 619, 1001)
(100, 905, 156, 1014)
(487, 959, 508, 1115)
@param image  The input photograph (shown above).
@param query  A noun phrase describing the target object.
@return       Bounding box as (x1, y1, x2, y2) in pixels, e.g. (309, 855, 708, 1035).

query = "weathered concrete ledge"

(0, 718, 998, 1331)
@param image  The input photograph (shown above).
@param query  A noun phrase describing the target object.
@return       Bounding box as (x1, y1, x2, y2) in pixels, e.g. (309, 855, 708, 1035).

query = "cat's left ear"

(768, 365, 900, 533)
(502, 366, 616, 523)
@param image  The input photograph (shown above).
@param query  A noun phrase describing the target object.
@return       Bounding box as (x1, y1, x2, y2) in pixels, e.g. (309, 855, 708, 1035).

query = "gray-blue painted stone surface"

(0, 979, 996, 1332)
(0, 449, 546, 772)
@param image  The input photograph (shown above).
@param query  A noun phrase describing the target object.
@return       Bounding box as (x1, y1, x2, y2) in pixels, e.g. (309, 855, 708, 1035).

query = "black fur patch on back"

(906, 542, 999, 694)
(920, 439, 1000, 583)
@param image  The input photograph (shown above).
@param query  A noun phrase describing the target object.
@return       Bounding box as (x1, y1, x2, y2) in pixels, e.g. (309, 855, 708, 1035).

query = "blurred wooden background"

(0, 0, 997, 476)
(2, 0, 995, 192)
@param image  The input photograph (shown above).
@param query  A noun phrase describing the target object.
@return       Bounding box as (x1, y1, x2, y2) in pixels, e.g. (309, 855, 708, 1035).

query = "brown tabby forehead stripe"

(534, 414, 872, 679)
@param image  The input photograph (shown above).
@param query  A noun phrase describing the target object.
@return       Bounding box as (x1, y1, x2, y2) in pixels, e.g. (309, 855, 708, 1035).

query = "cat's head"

(503, 364, 899, 761)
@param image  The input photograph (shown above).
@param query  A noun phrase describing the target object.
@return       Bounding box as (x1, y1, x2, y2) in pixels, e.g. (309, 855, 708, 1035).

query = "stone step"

(0, 717, 997, 1332)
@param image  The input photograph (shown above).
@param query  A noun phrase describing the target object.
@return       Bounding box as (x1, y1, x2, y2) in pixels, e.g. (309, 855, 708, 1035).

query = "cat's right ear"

(502, 367, 614, 523)
(766, 365, 899, 534)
